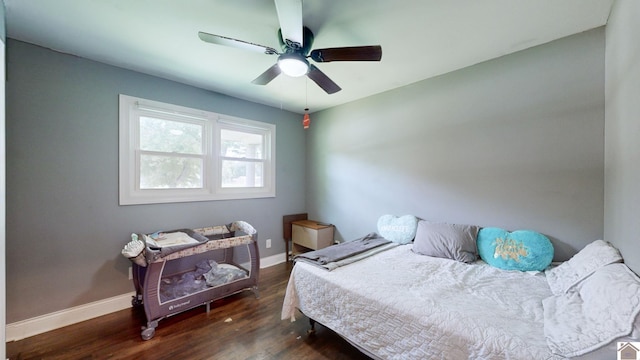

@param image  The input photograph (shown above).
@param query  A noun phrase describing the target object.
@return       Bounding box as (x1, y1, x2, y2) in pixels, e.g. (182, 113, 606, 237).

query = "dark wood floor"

(7, 262, 371, 360)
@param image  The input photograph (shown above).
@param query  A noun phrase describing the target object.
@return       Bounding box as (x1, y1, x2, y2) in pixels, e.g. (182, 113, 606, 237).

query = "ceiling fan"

(198, 0, 382, 94)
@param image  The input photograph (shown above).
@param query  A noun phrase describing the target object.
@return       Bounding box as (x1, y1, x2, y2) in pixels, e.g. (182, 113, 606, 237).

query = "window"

(119, 95, 275, 205)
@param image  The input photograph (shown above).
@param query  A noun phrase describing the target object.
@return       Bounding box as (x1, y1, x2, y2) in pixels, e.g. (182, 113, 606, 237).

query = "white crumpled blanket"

(545, 239, 622, 295)
(543, 263, 640, 357)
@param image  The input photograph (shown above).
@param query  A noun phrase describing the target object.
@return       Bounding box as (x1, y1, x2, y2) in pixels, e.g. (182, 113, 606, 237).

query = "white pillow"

(376, 214, 418, 244)
(545, 240, 622, 295)
(543, 263, 640, 357)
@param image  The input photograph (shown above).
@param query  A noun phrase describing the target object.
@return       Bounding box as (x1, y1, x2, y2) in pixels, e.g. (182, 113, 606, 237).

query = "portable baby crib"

(129, 221, 260, 340)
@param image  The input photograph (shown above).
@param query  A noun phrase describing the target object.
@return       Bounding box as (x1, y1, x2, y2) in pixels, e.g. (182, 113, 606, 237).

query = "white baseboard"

(5, 291, 136, 341)
(6, 253, 286, 342)
(260, 252, 286, 268)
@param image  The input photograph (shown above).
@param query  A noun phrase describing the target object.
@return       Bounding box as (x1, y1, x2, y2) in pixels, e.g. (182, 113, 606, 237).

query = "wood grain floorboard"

(6, 262, 372, 360)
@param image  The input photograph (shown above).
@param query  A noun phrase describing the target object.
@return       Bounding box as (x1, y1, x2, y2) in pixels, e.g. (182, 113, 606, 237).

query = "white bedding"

(283, 244, 564, 359)
(544, 263, 640, 357)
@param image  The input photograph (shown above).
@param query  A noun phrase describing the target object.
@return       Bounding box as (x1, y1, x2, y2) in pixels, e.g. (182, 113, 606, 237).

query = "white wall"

(604, 0, 640, 275)
(308, 28, 606, 261)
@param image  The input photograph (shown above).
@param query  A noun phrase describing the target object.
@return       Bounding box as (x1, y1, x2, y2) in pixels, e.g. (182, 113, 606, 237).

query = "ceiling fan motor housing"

(278, 26, 315, 55)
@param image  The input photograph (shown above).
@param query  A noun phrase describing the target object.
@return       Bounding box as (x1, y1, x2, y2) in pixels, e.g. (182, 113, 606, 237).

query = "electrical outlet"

(266, 239, 272, 248)
(128, 266, 133, 280)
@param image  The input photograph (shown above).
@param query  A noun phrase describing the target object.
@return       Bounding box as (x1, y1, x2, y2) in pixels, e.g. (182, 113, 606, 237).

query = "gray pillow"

(412, 221, 480, 263)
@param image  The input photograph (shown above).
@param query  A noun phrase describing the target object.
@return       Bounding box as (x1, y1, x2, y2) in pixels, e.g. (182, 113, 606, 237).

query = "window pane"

(140, 117, 203, 154)
(221, 160, 264, 188)
(221, 129, 263, 159)
(120, 94, 276, 204)
(140, 154, 203, 189)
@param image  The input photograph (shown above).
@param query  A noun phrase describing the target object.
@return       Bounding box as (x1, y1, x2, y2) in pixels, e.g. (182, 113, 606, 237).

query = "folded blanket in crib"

(294, 233, 396, 270)
(144, 228, 210, 261)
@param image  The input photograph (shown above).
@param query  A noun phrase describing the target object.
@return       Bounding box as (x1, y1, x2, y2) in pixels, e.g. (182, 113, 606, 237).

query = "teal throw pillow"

(477, 227, 554, 271)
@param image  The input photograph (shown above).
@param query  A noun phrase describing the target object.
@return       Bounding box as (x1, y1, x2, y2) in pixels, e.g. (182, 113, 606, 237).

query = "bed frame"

(131, 221, 259, 340)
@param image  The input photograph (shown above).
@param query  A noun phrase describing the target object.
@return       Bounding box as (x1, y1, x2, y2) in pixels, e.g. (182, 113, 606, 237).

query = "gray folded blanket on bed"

(294, 232, 395, 270)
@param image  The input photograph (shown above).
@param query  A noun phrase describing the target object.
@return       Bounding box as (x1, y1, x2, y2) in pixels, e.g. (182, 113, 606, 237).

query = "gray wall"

(604, 0, 640, 275)
(0, 1, 4, 41)
(307, 28, 605, 262)
(1, 0, 7, 356)
(6, 40, 305, 323)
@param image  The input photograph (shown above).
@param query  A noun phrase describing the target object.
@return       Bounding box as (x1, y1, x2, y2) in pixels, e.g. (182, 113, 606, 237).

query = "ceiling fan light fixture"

(277, 53, 309, 77)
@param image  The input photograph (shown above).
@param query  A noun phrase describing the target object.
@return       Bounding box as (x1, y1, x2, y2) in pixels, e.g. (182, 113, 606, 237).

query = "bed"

(281, 218, 640, 359)
(125, 221, 259, 340)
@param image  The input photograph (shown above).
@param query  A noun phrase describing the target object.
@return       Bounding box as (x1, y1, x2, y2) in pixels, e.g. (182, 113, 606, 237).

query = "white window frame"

(119, 95, 276, 205)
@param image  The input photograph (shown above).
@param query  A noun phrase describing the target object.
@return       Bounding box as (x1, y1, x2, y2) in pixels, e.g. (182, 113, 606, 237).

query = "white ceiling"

(4, 0, 614, 114)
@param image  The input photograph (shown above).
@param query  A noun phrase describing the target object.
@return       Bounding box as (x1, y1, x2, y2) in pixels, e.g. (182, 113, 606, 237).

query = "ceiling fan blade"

(274, 0, 303, 47)
(309, 45, 382, 62)
(307, 64, 341, 94)
(251, 64, 282, 85)
(198, 31, 278, 55)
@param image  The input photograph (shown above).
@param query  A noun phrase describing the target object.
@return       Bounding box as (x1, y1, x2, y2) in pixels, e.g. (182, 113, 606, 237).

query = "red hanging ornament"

(303, 108, 310, 129)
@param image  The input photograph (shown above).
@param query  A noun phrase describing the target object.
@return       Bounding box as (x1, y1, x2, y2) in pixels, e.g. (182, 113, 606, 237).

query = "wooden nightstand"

(291, 220, 334, 256)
